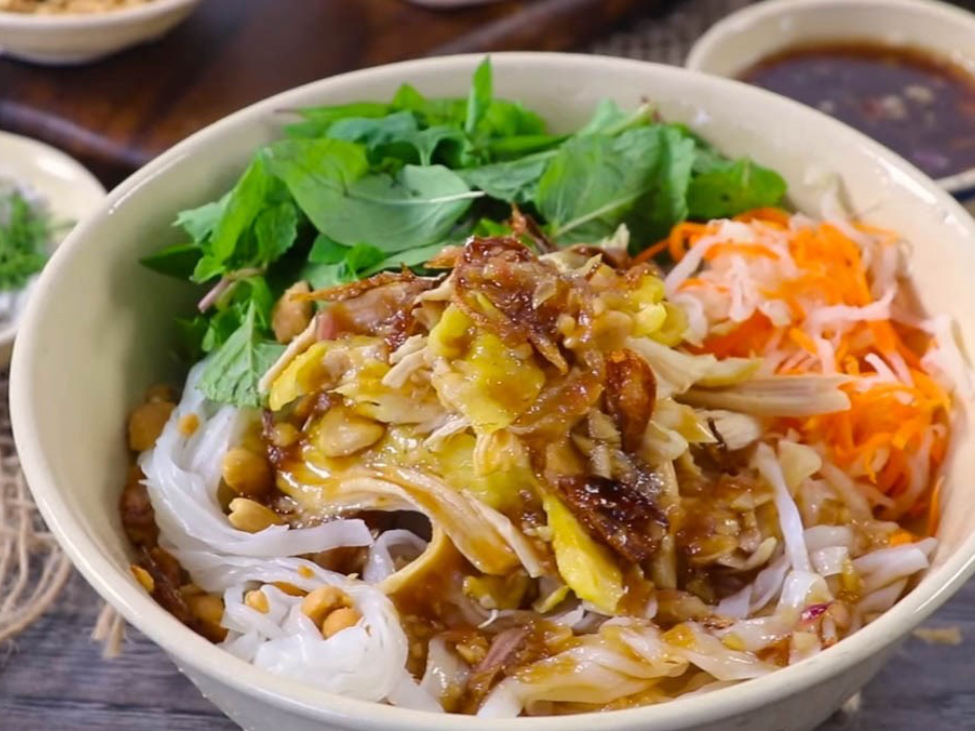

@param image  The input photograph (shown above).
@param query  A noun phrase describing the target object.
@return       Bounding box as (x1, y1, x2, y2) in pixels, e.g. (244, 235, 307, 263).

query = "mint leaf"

(458, 151, 552, 203)
(687, 158, 787, 219)
(308, 233, 348, 264)
(465, 57, 493, 137)
(198, 304, 284, 408)
(344, 243, 387, 278)
(537, 126, 695, 243)
(267, 138, 479, 252)
(140, 242, 202, 279)
(174, 195, 228, 244)
(254, 201, 299, 264)
(285, 101, 394, 139)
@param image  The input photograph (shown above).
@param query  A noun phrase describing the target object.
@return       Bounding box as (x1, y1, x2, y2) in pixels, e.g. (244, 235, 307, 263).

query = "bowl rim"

(12, 51, 975, 730)
(0, 0, 199, 27)
(0, 130, 105, 351)
(684, 0, 975, 194)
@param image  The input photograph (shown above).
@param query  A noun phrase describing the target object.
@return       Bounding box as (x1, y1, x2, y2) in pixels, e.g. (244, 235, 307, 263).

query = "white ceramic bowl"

(685, 0, 975, 212)
(0, 0, 201, 65)
(0, 131, 105, 364)
(10, 53, 975, 731)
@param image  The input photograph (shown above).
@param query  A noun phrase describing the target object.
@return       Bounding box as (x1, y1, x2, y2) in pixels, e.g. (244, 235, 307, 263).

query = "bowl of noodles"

(10, 53, 975, 731)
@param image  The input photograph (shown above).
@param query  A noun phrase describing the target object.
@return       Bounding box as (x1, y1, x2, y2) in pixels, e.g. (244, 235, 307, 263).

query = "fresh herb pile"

(0, 188, 51, 292)
(143, 58, 787, 408)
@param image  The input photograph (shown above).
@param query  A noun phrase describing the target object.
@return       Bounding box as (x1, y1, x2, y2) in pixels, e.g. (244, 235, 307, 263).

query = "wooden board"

(0, 570, 972, 729)
(0, 0, 649, 185)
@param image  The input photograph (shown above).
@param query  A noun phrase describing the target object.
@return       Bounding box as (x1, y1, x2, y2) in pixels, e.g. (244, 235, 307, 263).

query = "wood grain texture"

(0, 0, 649, 186)
(0, 570, 972, 730)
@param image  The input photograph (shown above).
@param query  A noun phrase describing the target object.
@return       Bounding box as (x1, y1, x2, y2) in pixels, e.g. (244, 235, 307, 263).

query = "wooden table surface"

(0, 571, 972, 729)
(0, 0, 648, 187)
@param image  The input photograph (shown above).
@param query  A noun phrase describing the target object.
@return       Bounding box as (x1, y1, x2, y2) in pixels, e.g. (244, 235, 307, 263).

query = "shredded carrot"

(667, 222, 712, 262)
(888, 529, 917, 546)
(632, 238, 669, 264)
(733, 207, 791, 226)
(927, 477, 943, 536)
(787, 328, 818, 355)
(700, 312, 773, 359)
(673, 208, 951, 516)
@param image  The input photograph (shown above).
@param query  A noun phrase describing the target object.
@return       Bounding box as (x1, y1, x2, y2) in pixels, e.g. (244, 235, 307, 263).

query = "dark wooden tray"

(0, 0, 651, 185)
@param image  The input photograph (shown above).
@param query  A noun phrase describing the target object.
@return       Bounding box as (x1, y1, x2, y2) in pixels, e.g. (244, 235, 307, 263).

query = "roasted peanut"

(130, 565, 155, 594)
(186, 593, 225, 625)
(272, 581, 307, 597)
(316, 406, 385, 458)
(322, 607, 361, 638)
(221, 447, 273, 498)
(128, 400, 175, 452)
(270, 422, 300, 448)
(300, 585, 351, 626)
(227, 498, 284, 533)
(144, 384, 176, 403)
(245, 589, 270, 614)
(177, 413, 200, 437)
(272, 281, 313, 344)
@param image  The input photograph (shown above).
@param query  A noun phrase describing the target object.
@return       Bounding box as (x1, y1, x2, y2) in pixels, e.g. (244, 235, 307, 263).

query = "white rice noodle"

(219, 557, 408, 703)
(810, 546, 849, 577)
(777, 570, 831, 614)
(670, 624, 777, 681)
(363, 530, 428, 585)
(856, 578, 908, 619)
(141, 364, 373, 567)
(717, 550, 790, 619)
(388, 672, 444, 712)
(714, 614, 793, 653)
(478, 624, 690, 718)
(853, 539, 935, 595)
(804, 525, 854, 552)
(419, 636, 469, 710)
(754, 443, 811, 572)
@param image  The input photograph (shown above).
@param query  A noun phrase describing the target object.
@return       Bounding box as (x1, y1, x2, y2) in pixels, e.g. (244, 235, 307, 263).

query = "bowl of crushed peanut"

(0, 0, 202, 65)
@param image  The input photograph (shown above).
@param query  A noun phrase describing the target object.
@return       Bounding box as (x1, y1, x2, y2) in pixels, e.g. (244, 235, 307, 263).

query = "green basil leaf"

(174, 195, 228, 244)
(686, 158, 787, 220)
(458, 151, 552, 203)
(537, 125, 695, 243)
(308, 233, 349, 264)
(267, 138, 480, 252)
(343, 243, 387, 278)
(465, 57, 493, 136)
(285, 101, 394, 138)
(254, 201, 299, 265)
(140, 242, 202, 279)
(198, 303, 284, 408)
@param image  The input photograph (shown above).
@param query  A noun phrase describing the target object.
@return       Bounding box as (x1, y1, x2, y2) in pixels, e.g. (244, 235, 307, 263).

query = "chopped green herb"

(142, 56, 789, 407)
(0, 190, 52, 291)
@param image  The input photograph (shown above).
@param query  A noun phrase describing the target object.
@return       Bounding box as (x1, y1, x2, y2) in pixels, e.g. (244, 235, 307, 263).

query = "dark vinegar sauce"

(741, 42, 975, 179)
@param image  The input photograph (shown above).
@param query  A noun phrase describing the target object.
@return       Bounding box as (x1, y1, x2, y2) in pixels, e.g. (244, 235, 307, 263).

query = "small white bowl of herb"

(0, 131, 105, 364)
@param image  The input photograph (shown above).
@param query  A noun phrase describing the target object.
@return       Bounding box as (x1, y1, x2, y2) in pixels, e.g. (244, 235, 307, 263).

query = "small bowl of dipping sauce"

(686, 0, 975, 210)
